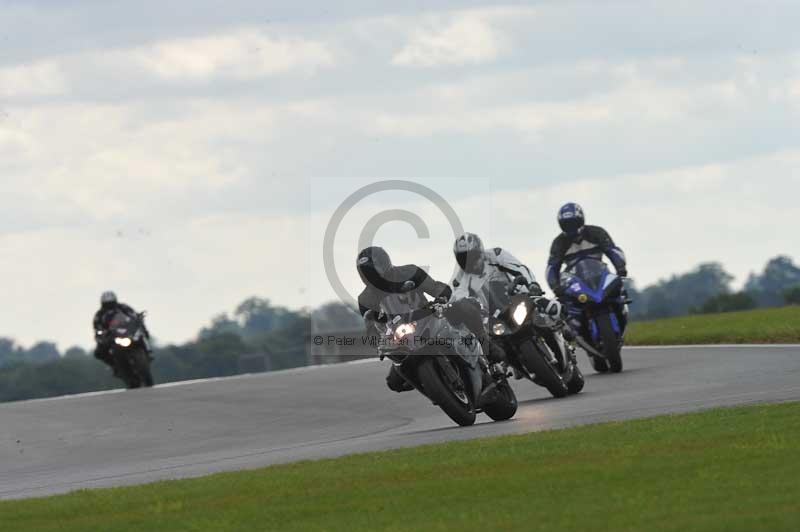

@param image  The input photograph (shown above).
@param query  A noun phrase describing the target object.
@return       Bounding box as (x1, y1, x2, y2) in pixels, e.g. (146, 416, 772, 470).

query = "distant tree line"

(629, 255, 800, 320)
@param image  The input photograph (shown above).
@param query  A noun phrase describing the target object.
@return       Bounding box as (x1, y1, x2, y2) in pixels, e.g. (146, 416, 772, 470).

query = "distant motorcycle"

(97, 311, 154, 388)
(481, 273, 584, 398)
(560, 258, 632, 373)
(376, 287, 518, 427)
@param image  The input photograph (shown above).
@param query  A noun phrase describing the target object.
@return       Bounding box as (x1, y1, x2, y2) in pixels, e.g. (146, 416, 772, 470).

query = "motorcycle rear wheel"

(590, 355, 610, 373)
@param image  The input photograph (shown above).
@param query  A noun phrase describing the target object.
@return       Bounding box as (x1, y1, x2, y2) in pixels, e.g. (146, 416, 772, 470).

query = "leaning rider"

(451, 232, 567, 353)
(356, 246, 508, 393)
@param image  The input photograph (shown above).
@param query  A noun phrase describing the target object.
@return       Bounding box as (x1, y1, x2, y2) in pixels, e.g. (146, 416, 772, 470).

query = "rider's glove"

(527, 282, 544, 296)
(364, 309, 387, 323)
(618, 269, 628, 278)
(552, 285, 566, 298)
(544, 299, 564, 319)
(533, 297, 564, 319)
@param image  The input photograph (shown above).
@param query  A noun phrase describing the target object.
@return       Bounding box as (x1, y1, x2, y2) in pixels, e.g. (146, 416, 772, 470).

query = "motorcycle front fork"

(479, 356, 510, 382)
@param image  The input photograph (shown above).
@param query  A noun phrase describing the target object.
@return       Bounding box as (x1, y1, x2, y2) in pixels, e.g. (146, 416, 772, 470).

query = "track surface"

(1, 346, 799, 500)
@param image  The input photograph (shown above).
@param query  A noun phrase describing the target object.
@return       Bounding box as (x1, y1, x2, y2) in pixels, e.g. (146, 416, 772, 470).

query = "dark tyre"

(418, 358, 476, 427)
(519, 340, 569, 398)
(567, 365, 585, 394)
(595, 313, 623, 373)
(590, 355, 610, 374)
(130, 348, 154, 388)
(112, 349, 138, 389)
(483, 381, 518, 421)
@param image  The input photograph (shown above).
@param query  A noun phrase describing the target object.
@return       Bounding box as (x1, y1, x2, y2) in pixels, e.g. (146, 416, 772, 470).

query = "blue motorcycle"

(560, 258, 631, 373)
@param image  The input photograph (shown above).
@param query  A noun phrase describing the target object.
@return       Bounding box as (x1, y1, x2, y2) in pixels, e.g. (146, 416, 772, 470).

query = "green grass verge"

(627, 305, 800, 345)
(3, 402, 800, 532)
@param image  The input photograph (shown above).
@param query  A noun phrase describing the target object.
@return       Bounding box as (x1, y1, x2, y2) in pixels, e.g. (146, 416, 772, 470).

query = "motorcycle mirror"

(400, 280, 417, 293)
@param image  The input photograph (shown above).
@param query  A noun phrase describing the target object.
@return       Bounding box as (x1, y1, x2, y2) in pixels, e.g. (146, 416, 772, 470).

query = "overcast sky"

(1, 1, 798, 349)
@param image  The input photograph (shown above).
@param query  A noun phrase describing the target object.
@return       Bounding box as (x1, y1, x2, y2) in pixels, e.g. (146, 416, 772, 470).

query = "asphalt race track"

(1, 345, 799, 500)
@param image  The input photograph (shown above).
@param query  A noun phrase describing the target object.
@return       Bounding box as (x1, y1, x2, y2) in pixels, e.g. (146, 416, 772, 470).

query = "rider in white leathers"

(451, 233, 571, 370)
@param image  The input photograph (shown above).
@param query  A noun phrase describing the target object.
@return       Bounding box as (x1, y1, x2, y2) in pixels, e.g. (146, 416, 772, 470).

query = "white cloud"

(392, 10, 515, 67)
(371, 99, 611, 139)
(0, 28, 336, 103)
(121, 29, 336, 81)
(0, 60, 66, 97)
(0, 99, 301, 221)
(365, 60, 758, 140)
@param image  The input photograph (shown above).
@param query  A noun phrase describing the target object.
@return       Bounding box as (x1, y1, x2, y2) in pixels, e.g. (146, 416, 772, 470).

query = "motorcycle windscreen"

(568, 259, 609, 292)
(479, 276, 513, 313)
(108, 311, 134, 332)
(380, 291, 428, 319)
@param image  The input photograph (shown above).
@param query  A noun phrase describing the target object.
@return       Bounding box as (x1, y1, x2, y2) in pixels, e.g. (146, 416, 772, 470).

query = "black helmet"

(100, 291, 118, 307)
(453, 233, 485, 274)
(558, 203, 585, 237)
(357, 246, 393, 287)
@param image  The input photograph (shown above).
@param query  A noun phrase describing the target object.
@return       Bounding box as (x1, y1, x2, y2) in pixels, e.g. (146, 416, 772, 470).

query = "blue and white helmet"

(558, 203, 585, 236)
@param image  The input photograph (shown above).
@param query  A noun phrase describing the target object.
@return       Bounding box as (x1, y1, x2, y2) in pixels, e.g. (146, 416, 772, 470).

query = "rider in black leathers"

(356, 246, 507, 392)
(93, 291, 147, 372)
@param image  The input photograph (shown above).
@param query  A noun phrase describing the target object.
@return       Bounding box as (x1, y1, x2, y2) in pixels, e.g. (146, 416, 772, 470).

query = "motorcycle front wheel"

(128, 348, 154, 388)
(519, 339, 569, 398)
(483, 380, 518, 421)
(418, 358, 476, 427)
(595, 313, 623, 373)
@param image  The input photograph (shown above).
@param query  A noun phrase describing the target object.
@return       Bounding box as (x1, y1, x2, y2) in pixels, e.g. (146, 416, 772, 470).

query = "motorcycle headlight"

(114, 337, 133, 347)
(578, 294, 589, 303)
(512, 302, 529, 326)
(393, 323, 416, 342)
(492, 322, 507, 336)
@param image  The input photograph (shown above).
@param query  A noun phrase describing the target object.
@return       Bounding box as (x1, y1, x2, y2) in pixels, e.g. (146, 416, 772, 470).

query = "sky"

(0, 0, 798, 349)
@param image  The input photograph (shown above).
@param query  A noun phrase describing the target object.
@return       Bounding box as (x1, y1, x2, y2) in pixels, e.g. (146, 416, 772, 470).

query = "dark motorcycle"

(97, 311, 154, 389)
(481, 274, 584, 398)
(376, 289, 518, 427)
(560, 258, 631, 373)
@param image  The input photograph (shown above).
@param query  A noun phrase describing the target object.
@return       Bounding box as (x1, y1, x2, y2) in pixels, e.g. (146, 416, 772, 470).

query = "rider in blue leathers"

(546, 203, 627, 297)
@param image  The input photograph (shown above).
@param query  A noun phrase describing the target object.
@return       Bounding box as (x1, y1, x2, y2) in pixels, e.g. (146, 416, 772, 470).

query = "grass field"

(2, 401, 799, 532)
(627, 305, 800, 345)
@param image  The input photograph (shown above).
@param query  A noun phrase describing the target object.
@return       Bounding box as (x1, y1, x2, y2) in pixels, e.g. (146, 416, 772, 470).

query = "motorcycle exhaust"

(576, 336, 605, 359)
